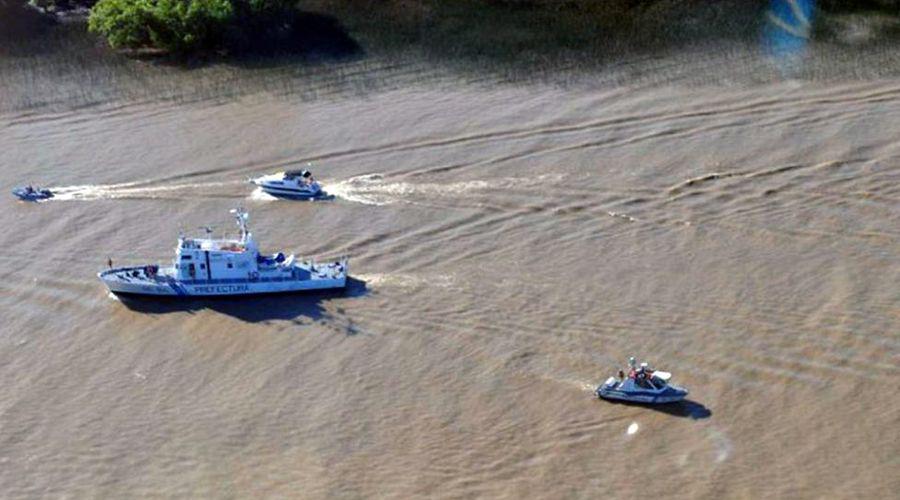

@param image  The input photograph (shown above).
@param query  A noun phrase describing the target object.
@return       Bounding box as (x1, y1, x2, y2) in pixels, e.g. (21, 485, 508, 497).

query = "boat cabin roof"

(180, 237, 247, 253)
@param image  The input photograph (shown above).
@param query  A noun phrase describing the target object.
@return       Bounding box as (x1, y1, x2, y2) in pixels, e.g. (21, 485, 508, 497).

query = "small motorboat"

(596, 357, 688, 404)
(12, 185, 53, 201)
(251, 165, 327, 200)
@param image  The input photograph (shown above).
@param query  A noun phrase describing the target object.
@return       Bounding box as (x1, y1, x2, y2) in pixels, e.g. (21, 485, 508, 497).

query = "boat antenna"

(230, 207, 249, 240)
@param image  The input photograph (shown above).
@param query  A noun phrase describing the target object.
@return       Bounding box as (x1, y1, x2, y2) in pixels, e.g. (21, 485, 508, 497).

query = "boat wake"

(353, 272, 455, 289)
(47, 180, 243, 201)
(708, 428, 733, 463)
(248, 186, 279, 201)
(326, 173, 564, 206)
(576, 380, 598, 393)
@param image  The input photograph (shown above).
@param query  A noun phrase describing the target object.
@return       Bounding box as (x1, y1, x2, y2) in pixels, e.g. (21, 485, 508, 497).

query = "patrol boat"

(98, 208, 348, 297)
(596, 357, 688, 404)
(251, 166, 326, 200)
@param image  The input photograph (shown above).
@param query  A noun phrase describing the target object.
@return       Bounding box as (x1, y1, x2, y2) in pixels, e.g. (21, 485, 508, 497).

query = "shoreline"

(4, 0, 900, 114)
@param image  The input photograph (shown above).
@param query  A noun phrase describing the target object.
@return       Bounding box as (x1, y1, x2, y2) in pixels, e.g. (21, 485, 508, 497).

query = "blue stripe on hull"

(597, 388, 686, 404)
(263, 191, 325, 200)
(108, 281, 346, 298)
(259, 186, 327, 199)
(101, 267, 347, 297)
(103, 278, 346, 297)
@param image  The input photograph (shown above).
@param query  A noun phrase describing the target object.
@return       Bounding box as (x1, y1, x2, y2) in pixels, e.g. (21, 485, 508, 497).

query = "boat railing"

(99, 262, 170, 280)
(308, 255, 349, 265)
(306, 255, 350, 272)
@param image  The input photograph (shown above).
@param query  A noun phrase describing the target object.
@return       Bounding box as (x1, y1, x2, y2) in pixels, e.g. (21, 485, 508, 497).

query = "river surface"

(1, 46, 899, 498)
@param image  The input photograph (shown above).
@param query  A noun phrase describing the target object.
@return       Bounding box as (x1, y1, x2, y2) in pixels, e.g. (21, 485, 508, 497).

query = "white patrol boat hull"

(101, 208, 348, 298)
(99, 266, 346, 297)
(97, 260, 347, 297)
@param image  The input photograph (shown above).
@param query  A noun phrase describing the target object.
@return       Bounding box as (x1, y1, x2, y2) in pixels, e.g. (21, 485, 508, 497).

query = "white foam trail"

(48, 181, 143, 201)
(48, 180, 240, 201)
(708, 428, 732, 463)
(577, 381, 597, 392)
(325, 174, 392, 206)
(607, 211, 638, 222)
(248, 186, 279, 201)
(327, 173, 564, 206)
(354, 273, 454, 289)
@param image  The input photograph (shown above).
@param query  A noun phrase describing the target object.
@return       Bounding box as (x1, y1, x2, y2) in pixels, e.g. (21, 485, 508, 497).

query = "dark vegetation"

(1, 0, 361, 59)
(5, 0, 900, 60)
(308, 0, 770, 63)
(819, 0, 900, 10)
(4, 0, 900, 112)
(0, 0, 56, 44)
(86, 0, 332, 56)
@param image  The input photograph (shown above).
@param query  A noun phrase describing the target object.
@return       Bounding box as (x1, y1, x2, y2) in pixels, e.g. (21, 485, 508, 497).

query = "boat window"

(200, 264, 205, 269)
(181, 255, 192, 260)
(227, 263, 233, 268)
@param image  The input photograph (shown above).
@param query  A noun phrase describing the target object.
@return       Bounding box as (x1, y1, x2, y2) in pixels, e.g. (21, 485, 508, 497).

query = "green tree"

(88, 0, 233, 53)
(88, 0, 153, 48)
(146, 0, 233, 53)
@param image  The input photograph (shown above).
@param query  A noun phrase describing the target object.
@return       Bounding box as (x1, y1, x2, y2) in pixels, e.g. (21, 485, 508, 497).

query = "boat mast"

(230, 208, 250, 242)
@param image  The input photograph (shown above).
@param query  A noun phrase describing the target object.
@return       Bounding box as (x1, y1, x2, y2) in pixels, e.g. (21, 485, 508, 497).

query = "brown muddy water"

(1, 43, 900, 498)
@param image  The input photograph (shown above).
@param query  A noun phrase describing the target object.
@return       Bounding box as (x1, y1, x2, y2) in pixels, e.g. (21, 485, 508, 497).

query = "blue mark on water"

(764, 0, 816, 73)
